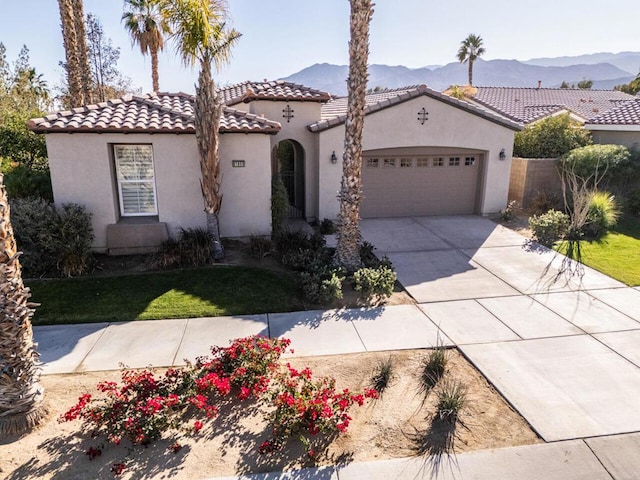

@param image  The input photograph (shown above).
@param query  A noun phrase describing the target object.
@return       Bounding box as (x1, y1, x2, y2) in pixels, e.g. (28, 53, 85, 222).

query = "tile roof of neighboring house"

(220, 80, 332, 105)
(585, 98, 640, 126)
(309, 85, 523, 132)
(471, 87, 636, 124)
(28, 92, 281, 134)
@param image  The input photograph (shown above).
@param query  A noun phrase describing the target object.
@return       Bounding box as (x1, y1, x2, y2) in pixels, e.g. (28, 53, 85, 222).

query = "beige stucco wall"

(317, 95, 516, 219)
(508, 157, 562, 209)
(248, 100, 322, 220)
(45, 131, 272, 251)
(588, 129, 640, 150)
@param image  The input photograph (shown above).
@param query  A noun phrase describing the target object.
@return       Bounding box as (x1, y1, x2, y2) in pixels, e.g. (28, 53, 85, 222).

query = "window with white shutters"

(114, 144, 158, 216)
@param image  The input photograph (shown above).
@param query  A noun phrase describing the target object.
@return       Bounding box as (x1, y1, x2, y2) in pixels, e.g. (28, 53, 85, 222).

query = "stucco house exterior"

(28, 81, 521, 254)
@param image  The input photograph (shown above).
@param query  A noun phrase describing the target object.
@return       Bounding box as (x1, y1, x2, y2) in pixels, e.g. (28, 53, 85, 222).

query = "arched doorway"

(272, 139, 305, 218)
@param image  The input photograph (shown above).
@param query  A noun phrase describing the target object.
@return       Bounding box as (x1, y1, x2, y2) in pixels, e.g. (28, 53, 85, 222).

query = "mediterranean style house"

(28, 81, 521, 254)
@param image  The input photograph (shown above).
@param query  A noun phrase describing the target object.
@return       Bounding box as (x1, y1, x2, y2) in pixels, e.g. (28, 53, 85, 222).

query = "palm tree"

(122, 0, 170, 92)
(58, 0, 83, 105)
(160, 0, 241, 260)
(335, 0, 374, 270)
(457, 33, 485, 86)
(72, 0, 94, 104)
(0, 174, 47, 435)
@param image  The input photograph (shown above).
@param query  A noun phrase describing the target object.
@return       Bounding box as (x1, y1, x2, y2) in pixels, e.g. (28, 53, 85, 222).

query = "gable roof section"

(471, 87, 636, 124)
(308, 85, 522, 132)
(28, 92, 281, 134)
(220, 80, 332, 106)
(585, 99, 640, 129)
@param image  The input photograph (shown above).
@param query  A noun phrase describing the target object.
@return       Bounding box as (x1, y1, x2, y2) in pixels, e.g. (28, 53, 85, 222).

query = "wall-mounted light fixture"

(499, 148, 506, 161)
(330, 151, 338, 164)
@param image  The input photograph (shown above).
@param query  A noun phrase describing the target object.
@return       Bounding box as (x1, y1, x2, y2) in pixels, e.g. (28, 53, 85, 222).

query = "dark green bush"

(274, 229, 326, 255)
(559, 144, 632, 187)
(528, 209, 570, 247)
(2, 158, 53, 201)
(10, 198, 93, 277)
(626, 190, 640, 217)
(514, 114, 592, 158)
(152, 227, 213, 269)
(319, 218, 336, 235)
(300, 268, 344, 304)
(353, 265, 397, 301)
(248, 235, 272, 260)
(271, 175, 289, 235)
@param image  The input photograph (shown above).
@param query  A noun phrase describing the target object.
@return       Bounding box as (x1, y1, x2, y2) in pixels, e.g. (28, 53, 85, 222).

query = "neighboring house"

(469, 86, 636, 126)
(28, 81, 521, 254)
(585, 99, 640, 150)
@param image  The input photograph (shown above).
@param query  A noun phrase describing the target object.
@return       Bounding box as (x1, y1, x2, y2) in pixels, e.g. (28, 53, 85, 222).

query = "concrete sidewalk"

(32, 215, 640, 479)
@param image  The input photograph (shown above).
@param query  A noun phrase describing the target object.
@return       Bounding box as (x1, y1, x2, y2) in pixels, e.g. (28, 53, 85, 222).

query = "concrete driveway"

(361, 215, 640, 443)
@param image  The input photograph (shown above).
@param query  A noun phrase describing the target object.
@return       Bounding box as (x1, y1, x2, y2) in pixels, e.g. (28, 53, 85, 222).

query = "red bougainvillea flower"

(111, 463, 126, 476)
(193, 420, 204, 433)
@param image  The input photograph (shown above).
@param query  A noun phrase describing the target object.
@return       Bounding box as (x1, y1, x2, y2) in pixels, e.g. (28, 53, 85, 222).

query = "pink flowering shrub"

(259, 363, 379, 456)
(60, 335, 375, 473)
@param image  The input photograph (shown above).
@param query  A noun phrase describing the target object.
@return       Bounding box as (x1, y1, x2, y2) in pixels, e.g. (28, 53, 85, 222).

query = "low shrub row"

(274, 229, 397, 304)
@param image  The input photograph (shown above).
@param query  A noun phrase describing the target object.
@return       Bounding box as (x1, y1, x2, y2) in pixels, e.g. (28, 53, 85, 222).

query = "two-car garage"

(360, 148, 484, 218)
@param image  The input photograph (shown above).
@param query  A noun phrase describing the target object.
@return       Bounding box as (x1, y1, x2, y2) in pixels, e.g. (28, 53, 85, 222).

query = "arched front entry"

(272, 139, 305, 218)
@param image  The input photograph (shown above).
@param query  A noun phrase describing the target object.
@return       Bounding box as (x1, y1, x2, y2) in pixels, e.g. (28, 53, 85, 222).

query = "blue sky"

(0, 0, 637, 95)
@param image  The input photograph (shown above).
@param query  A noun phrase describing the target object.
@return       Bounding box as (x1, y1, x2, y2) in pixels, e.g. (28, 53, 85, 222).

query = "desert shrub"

(559, 144, 632, 188)
(421, 345, 449, 390)
(274, 229, 325, 255)
(359, 241, 393, 269)
(528, 190, 563, 216)
(353, 265, 397, 301)
(514, 114, 592, 158)
(271, 175, 289, 235)
(500, 200, 518, 221)
(45, 203, 94, 277)
(281, 246, 332, 272)
(370, 357, 394, 394)
(300, 268, 344, 304)
(153, 227, 213, 269)
(436, 379, 467, 423)
(248, 235, 272, 260)
(319, 218, 336, 235)
(10, 198, 93, 277)
(583, 192, 620, 238)
(528, 209, 570, 247)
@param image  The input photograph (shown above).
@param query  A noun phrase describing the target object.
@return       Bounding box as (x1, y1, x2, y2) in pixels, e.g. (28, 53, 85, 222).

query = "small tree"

(513, 114, 592, 158)
(577, 79, 593, 89)
(614, 72, 640, 95)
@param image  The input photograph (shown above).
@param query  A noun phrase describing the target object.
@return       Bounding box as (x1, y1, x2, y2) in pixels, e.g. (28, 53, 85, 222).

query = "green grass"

(556, 217, 640, 286)
(27, 266, 305, 325)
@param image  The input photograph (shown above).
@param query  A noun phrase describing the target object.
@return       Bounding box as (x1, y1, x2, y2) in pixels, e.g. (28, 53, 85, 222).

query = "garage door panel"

(361, 154, 482, 217)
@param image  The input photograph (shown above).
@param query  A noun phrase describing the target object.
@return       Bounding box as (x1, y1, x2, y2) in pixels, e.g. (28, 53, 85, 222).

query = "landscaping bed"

(0, 348, 539, 479)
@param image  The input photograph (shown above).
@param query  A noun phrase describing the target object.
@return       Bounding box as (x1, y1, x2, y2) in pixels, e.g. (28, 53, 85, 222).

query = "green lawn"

(27, 266, 306, 326)
(557, 217, 640, 286)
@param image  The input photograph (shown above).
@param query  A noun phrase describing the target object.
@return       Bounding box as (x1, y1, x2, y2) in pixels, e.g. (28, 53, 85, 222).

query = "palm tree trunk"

(335, 0, 374, 270)
(468, 59, 473, 86)
(151, 49, 160, 92)
(195, 54, 224, 260)
(72, 0, 93, 104)
(0, 175, 47, 435)
(58, 0, 83, 106)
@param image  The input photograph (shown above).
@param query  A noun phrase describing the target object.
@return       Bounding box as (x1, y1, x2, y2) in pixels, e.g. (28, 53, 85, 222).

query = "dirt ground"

(0, 349, 540, 480)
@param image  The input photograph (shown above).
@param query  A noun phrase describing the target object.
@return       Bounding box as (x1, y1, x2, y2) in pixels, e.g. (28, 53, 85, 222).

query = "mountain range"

(280, 52, 640, 96)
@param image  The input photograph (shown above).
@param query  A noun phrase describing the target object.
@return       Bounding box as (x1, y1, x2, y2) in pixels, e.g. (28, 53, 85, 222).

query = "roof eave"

(584, 124, 640, 131)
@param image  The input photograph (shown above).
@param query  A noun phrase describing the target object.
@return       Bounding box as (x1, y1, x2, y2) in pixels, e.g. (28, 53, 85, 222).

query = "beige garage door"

(361, 153, 483, 217)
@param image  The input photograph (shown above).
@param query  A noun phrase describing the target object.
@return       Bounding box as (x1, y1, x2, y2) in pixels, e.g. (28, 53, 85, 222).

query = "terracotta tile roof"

(28, 92, 281, 134)
(585, 98, 640, 126)
(471, 87, 636, 124)
(220, 80, 332, 105)
(309, 85, 522, 132)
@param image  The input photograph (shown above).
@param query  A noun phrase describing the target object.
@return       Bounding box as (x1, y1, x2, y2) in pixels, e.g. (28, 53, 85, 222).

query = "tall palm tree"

(335, 0, 374, 270)
(58, 0, 83, 105)
(0, 174, 46, 435)
(72, 0, 94, 104)
(160, 0, 241, 260)
(457, 33, 485, 86)
(122, 0, 170, 92)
